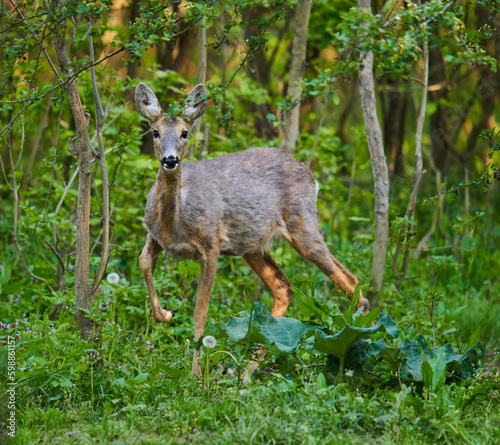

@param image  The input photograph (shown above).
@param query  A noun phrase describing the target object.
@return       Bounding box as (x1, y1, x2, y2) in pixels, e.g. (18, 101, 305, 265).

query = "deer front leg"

(192, 252, 219, 375)
(139, 234, 173, 323)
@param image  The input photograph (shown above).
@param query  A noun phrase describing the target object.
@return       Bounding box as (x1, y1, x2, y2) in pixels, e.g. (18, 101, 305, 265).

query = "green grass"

(1, 290, 499, 445)
(1, 189, 499, 445)
(14, 373, 500, 444)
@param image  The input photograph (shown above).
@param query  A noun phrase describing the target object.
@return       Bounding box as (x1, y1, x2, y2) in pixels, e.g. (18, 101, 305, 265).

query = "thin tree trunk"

(88, 22, 110, 299)
(428, 42, 451, 173)
(189, 17, 207, 158)
(53, 23, 94, 341)
(393, 29, 429, 280)
(125, 0, 141, 80)
(279, 0, 312, 154)
(358, 0, 390, 306)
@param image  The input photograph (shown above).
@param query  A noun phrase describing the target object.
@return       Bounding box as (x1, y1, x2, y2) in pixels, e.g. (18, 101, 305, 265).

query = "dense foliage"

(1, 0, 499, 443)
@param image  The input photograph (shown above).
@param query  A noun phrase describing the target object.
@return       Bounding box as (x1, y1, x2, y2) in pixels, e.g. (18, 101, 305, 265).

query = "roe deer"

(135, 82, 369, 375)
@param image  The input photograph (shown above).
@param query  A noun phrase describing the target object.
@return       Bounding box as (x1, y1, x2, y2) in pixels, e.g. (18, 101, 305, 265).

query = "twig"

(223, 21, 270, 91)
(307, 97, 328, 169)
(40, 99, 65, 224)
(7, 125, 53, 290)
(44, 240, 65, 270)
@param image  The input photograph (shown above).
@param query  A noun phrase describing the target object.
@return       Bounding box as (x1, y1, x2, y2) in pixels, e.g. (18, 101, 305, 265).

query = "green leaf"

(294, 287, 328, 319)
(326, 340, 369, 375)
(133, 373, 149, 383)
(400, 334, 431, 380)
(466, 326, 481, 351)
(422, 358, 433, 391)
(400, 335, 484, 382)
(430, 348, 447, 392)
(250, 303, 321, 353)
(316, 372, 327, 389)
(314, 312, 400, 367)
(381, 0, 394, 13)
(205, 302, 320, 354)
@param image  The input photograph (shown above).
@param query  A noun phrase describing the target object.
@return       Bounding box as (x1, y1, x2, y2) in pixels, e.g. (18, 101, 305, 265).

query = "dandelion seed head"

(202, 336, 216, 349)
(107, 272, 120, 284)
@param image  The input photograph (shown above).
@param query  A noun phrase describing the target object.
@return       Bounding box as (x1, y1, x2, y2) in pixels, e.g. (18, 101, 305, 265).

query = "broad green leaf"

(400, 334, 431, 380)
(316, 372, 327, 389)
(326, 340, 369, 375)
(314, 312, 400, 359)
(133, 373, 149, 383)
(249, 303, 318, 353)
(204, 302, 320, 354)
(326, 338, 400, 376)
(354, 306, 380, 328)
(400, 335, 484, 382)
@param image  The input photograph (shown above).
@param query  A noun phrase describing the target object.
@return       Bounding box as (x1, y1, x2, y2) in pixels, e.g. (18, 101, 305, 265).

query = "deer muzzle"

(161, 155, 180, 171)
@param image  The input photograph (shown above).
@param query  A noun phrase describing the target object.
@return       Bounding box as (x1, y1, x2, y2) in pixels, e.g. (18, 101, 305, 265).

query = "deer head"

(135, 83, 207, 171)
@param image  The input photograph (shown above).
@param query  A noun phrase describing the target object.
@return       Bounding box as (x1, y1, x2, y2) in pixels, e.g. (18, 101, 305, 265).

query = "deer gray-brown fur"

(135, 82, 369, 375)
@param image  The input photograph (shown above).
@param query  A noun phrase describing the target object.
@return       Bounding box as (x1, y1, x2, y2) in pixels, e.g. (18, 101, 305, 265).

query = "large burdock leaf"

(249, 302, 321, 353)
(399, 334, 484, 381)
(312, 312, 400, 374)
(399, 334, 431, 380)
(203, 302, 320, 354)
(314, 312, 400, 357)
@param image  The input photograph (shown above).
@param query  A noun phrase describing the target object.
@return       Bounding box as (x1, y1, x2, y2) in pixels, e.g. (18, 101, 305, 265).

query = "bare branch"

(45, 240, 65, 270)
(7, 125, 53, 290)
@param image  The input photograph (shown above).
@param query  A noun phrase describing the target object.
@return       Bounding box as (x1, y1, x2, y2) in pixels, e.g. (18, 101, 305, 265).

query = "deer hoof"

(357, 297, 370, 315)
(166, 308, 176, 318)
(153, 308, 173, 323)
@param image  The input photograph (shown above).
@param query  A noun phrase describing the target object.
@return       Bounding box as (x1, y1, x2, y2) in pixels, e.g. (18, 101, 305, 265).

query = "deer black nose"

(161, 156, 180, 170)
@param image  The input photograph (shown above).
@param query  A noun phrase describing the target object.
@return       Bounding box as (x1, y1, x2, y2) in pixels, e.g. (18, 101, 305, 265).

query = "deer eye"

(153, 130, 160, 139)
(181, 130, 188, 139)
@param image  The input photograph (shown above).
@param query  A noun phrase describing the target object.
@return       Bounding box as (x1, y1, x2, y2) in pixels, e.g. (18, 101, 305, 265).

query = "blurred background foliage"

(0, 0, 499, 440)
(1, 0, 498, 345)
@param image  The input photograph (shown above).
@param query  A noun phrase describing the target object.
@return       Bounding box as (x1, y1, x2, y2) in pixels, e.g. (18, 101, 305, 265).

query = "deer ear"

(182, 84, 207, 121)
(135, 83, 163, 122)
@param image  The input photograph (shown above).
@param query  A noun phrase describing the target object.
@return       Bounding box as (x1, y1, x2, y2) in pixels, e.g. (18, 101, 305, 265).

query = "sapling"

(422, 290, 443, 348)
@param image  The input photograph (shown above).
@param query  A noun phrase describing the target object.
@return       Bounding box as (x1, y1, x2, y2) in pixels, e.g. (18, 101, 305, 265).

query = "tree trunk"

(243, 6, 280, 139)
(53, 24, 94, 341)
(428, 43, 451, 173)
(189, 17, 207, 158)
(279, 0, 312, 154)
(393, 31, 429, 281)
(358, 0, 390, 305)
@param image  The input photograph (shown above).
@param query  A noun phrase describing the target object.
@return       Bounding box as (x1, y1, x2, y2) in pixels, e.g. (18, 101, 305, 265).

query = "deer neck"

(155, 165, 182, 218)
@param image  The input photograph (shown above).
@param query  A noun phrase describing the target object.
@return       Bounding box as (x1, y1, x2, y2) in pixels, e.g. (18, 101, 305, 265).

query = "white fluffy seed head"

(202, 336, 216, 349)
(107, 272, 120, 284)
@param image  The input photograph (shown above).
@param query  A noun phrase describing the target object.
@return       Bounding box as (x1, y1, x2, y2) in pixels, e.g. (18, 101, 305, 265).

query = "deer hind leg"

(288, 228, 370, 314)
(241, 252, 294, 378)
(139, 234, 173, 323)
(244, 251, 294, 318)
(192, 252, 219, 375)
